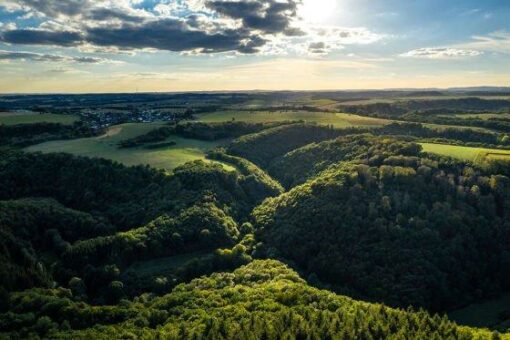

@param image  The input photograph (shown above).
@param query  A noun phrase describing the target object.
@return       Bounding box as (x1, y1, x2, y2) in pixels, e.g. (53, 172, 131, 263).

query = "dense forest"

(2, 115, 510, 338)
(0, 122, 96, 147)
(0, 260, 498, 339)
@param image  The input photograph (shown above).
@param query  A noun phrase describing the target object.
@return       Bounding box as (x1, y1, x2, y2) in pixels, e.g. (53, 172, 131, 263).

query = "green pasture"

(25, 122, 233, 172)
(420, 142, 510, 163)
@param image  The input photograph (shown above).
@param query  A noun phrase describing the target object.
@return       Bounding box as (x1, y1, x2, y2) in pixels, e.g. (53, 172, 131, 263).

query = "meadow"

(420, 142, 510, 163)
(25, 122, 233, 172)
(0, 112, 78, 125)
(198, 110, 389, 128)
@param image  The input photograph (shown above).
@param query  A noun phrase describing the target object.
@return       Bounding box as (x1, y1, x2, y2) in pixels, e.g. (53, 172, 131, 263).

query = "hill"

(0, 260, 499, 339)
(253, 151, 510, 311)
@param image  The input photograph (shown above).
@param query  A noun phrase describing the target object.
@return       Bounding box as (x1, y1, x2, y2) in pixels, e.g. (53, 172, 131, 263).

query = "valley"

(1, 90, 510, 338)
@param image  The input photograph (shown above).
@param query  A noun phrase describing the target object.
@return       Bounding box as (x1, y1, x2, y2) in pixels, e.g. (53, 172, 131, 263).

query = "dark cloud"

(72, 56, 109, 63)
(206, 0, 302, 35)
(0, 29, 83, 46)
(308, 41, 327, 54)
(0, 50, 109, 63)
(0, 0, 303, 54)
(86, 19, 267, 53)
(0, 20, 266, 54)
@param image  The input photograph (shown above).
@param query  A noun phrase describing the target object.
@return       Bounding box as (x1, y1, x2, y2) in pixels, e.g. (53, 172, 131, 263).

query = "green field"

(0, 112, 78, 125)
(449, 293, 510, 331)
(420, 142, 510, 162)
(198, 111, 389, 128)
(25, 123, 233, 172)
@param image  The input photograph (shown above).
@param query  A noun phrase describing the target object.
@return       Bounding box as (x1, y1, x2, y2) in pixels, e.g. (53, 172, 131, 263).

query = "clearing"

(25, 122, 234, 172)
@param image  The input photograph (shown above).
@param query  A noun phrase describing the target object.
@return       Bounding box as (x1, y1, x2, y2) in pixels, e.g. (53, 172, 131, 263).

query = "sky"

(0, 0, 509, 93)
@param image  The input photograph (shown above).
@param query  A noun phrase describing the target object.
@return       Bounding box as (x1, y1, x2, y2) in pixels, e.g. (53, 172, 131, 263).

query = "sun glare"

(299, 0, 338, 23)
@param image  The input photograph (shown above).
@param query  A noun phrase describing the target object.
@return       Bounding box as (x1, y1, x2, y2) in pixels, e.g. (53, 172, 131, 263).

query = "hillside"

(254, 153, 510, 311)
(1, 103, 510, 338)
(0, 260, 499, 339)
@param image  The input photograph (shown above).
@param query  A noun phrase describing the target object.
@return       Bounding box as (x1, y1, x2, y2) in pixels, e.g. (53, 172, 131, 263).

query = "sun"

(299, 0, 338, 23)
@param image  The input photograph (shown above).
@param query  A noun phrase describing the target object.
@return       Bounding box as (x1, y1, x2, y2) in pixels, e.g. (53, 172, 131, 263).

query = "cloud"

(7, 0, 94, 17)
(0, 0, 303, 54)
(456, 31, 510, 54)
(290, 26, 386, 55)
(0, 29, 83, 46)
(0, 50, 116, 63)
(308, 41, 327, 54)
(87, 7, 147, 23)
(85, 19, 267, 53)
(401, 31, 510, 60)
(206, 0, 302, 35)
(0, 19, 267, 54)
(0, 0, 390, 57)
(400, 47, 483, 59)
(310, 27, 386, 45)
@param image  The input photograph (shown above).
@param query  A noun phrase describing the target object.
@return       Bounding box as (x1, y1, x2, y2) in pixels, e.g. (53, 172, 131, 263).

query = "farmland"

(198, 110, 389, 128)
(420, 142, 510, 162)
(0, 112, 79, 125)
(25, 122, 233, 171)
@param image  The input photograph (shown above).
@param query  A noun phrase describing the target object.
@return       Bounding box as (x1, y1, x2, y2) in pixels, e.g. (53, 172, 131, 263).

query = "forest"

(2, 93, 510, 338)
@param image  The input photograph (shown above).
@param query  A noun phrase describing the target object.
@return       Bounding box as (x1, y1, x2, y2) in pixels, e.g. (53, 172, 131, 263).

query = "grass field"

(25, 122, 234, 172)
(0, 112, 78, 125)
(420, 142, 510, 162)
(198, 111, 389, 128)
(449, 293, 510, 331)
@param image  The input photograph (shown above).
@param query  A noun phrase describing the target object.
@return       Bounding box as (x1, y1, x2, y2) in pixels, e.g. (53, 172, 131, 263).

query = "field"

(25, 122, 234, 172)
(449, 293, 510, 331)
(420, 142, 510, 162)
(0, 112, 78, 125)
(198, 111, 389, 128)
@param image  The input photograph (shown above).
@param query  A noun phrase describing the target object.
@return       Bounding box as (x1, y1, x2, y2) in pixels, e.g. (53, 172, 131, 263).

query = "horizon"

(1, 0, 510, 93)
(3, 86, 510, 96)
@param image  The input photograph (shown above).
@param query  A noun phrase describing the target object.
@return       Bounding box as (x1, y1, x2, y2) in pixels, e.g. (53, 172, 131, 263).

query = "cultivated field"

(420, 142, 510, 163)
(0, 112, 79, 125)
(198, 111, 389, 128)
(26, 122, 233, 171)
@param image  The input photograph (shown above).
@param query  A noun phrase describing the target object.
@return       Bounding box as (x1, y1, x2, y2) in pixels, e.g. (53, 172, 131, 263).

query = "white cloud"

(400, 47, 483, 59)
(261, 25, 387, 56)
(456, 31, 510, 54)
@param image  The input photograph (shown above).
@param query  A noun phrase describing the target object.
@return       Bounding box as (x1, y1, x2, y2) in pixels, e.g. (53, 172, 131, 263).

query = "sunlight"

(299, 0, 339, 23)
